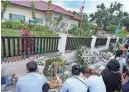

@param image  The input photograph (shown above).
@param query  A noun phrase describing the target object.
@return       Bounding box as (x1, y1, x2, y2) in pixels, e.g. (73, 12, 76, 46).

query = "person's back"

(116, 57, 126, 72)
(15, 61, 47, 92)
(101, 69, 121, 92)
(115, 50, 126, 72)
(86, 75, 106, 92)
(62, 76, 87, 92)
(16, 73, 47, 92)
(61, 64, 87, 92)
(101, 59, 121, 92)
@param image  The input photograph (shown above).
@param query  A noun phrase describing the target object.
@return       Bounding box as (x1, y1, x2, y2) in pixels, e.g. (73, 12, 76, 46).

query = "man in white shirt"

(15, 61, 47, 92)
(61, 64, 87, 92)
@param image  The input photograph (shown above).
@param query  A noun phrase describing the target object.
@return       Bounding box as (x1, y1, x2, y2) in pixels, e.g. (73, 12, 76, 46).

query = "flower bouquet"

(35, 57, 46, 74)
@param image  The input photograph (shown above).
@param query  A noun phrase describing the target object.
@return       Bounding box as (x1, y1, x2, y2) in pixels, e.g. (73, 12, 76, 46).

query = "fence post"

(91, 35, 97, 49)
(106, 37, 111, 49)
(58, 33, 67, 54)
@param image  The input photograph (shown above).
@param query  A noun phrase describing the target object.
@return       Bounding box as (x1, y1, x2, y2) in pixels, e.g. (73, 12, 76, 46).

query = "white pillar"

(106, 37, 111, 49)
(91, 35, 97, 49)
(58, 33, 67, 54)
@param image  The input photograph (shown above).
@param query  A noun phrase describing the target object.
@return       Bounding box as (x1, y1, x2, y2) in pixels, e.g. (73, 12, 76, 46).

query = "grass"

(1, 28, 59, 37)
(1, 28, 20, 36)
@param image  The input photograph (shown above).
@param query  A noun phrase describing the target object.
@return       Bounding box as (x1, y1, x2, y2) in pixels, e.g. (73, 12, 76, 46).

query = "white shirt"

(61, 76, 87, 92)
(86, 75, 106, 92)
(116, 57, 126, 72)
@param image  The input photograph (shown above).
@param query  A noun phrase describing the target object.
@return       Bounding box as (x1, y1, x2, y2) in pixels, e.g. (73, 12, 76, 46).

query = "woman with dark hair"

(61, 64, 87, 92)
(101, 59, 121, 92)
(81, 65, 106, 92)
(115, 50, 126, 72)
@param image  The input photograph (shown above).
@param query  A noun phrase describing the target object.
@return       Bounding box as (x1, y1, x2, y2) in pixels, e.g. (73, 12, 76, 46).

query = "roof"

(10, 1, 80, 20)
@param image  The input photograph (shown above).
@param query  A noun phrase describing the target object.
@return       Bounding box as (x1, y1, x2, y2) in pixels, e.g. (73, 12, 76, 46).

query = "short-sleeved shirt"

(85, 75, 106, 92)
(61, 76, 87, 92)
(116, 57, 126, 72)
(15, 73, 47, 92)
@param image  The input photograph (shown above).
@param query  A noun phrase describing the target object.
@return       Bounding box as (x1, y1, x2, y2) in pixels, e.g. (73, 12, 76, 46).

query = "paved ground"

(1, 85, 15, 92)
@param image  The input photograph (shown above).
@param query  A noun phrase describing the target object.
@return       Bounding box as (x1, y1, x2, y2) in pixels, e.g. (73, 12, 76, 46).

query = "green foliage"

(56, 13, 64, 25)
(90, 2, 125, 31)
(69, 13, 93, 37)
(118, 29, 128, 37)
(31, 25, 58, 36)
(54, 57, 63, 62)
(43, 57, 63, 76)
(1, 20, 58, 37)
(43, 58, 54, 76)
(45, 0, 52, 27)
(107, 24, 117, 33)
(32, 25, 49, 31)
(1, 0, 10, 20)
(1, 20, 27, 29)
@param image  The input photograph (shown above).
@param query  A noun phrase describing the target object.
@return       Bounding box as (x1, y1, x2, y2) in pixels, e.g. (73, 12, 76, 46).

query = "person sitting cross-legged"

(15, 61, 47, 92)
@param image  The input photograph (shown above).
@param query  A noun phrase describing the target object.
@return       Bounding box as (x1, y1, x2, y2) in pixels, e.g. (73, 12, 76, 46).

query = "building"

(4, 0, 80, 32)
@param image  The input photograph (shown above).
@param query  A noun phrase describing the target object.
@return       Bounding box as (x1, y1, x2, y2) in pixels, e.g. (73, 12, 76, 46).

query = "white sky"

(44, 0, 129, 14)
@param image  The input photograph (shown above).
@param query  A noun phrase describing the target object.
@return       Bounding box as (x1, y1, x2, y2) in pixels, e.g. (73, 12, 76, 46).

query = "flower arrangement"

(35, 57, 45, 66)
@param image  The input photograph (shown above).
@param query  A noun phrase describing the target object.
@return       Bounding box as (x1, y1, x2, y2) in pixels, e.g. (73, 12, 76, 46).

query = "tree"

(45, 0, 52, 27)
(70, 11, 93, 37)
(90, 2, 124, 31)
(30, 1, 36, 25)
(54, 13, 64, 31)
(1, 0, 10, 20)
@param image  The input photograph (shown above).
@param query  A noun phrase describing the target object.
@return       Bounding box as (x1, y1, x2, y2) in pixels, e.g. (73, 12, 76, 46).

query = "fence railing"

(1, 36, 60, 58)
(110, 39, 116, 43)
(95, 38, 107, 47)
(65, 37, 92, 50)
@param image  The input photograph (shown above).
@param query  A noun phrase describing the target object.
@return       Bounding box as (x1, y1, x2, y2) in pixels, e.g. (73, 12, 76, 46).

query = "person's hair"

(124, 44, 128, 49)
(115, 50, 124, 59)
(107, 59, 120, 72)
(26, 61, 37, 72)
(72, 64, 81, 75)
(81, 65, 99, 76)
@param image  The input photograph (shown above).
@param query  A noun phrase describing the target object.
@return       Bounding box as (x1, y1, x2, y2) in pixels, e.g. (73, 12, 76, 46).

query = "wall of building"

(4, 4, 46, 25)
(52, 12, 79, 31)
(4, 4, 79, 31)
(68, 18, 79, 29)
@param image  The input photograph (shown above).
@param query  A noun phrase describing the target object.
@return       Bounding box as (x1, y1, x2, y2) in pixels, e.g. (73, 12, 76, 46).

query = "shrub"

(107, 24, 117, 33)
(1, 20, 27, 29)
(118, 29, 128, 37)
(31, 25, 49, 31)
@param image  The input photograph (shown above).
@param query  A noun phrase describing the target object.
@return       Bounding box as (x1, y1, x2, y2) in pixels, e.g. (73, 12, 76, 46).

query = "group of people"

(14, 40, 129, 92)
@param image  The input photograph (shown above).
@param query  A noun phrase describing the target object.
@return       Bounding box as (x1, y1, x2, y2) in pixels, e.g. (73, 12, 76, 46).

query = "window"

(36, 18, 43, 24)
(29, 19, 35, 25)
(70, 24, 77, 29)
(9, 13, 25, 22)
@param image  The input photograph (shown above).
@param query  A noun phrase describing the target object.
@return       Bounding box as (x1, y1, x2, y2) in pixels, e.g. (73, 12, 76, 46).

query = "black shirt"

(101, 70, 121, 92)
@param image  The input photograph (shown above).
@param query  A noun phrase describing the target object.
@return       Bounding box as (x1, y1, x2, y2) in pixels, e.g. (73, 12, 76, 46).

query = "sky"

(43, 0, 129, 14)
